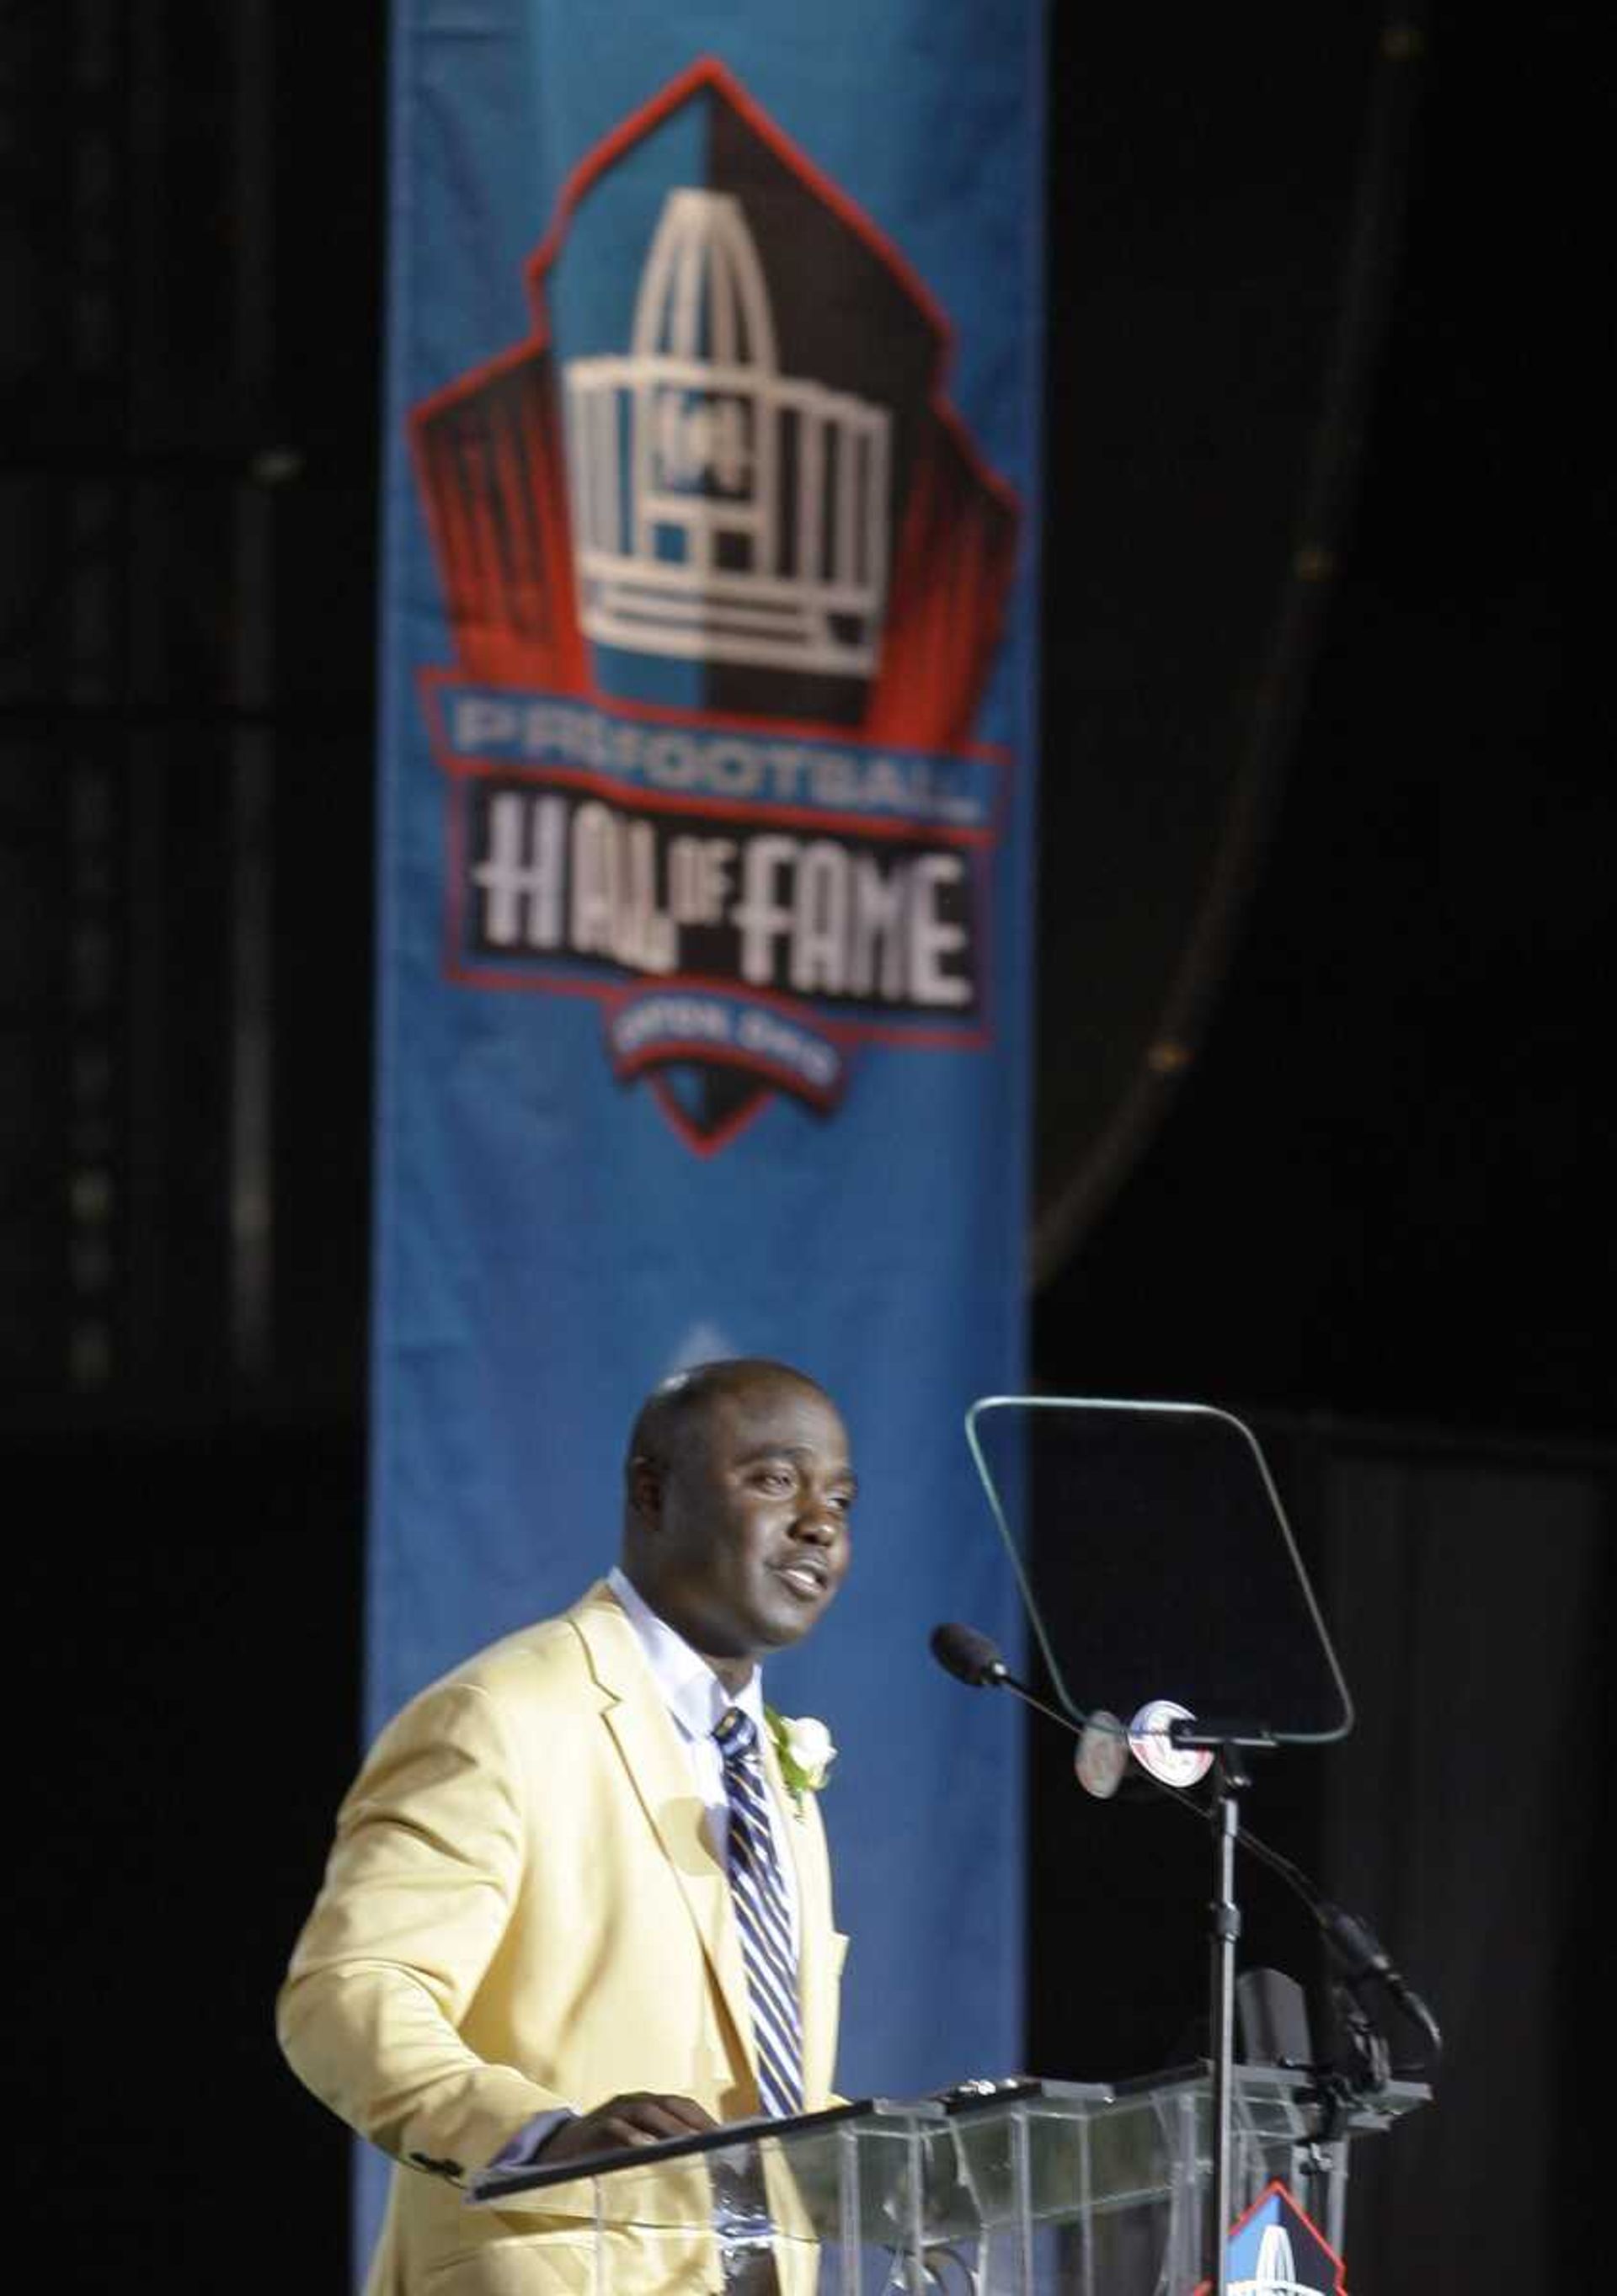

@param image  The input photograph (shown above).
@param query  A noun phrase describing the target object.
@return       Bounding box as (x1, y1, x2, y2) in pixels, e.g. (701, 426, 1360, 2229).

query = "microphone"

(929, 1622, 1011, 1687)
(1316, 1899, 1444, 2059)
(929, 1623, 1186, 1797)
(931, 1622, 1150, 1798)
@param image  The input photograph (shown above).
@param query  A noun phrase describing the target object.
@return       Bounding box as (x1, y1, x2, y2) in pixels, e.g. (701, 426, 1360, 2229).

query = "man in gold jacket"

(278, 1358, 855, 2294)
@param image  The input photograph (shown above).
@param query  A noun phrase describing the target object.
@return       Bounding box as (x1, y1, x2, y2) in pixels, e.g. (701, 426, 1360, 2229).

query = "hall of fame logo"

(410, 56, 1021, 1152)
(1196, 2182, 1348, 2296)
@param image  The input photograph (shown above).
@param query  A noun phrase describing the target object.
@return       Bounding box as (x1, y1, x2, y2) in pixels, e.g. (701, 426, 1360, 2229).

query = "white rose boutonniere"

(766, 1707, 837, 1812)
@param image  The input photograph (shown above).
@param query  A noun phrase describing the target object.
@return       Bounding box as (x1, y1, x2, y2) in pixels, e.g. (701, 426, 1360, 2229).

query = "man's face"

(632, 1372, 854, 1679)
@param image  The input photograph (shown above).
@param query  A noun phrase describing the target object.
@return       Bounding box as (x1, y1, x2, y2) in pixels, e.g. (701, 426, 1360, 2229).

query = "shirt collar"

(607, 1564, 766, 1744)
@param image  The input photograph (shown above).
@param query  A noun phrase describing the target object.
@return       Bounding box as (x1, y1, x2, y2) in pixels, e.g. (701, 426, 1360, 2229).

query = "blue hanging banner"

(370, 0, 1043, 2229)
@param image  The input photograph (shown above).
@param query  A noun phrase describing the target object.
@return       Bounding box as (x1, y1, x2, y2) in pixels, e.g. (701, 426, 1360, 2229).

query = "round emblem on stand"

(1128, 1697, 1215, 1791)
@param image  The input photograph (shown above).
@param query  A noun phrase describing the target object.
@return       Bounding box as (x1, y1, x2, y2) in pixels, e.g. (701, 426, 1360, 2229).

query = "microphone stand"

(1170, 1721, 1433, 2292)
(929, 1626, 1440, 2293)
(1174, 1726, 1261, 2296)
(1209, 1756, 1241, 2296)
(1151, 1713, 1440, 2287)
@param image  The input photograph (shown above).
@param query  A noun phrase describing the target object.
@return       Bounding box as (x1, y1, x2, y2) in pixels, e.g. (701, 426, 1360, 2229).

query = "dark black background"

(1035, 1, 1610, 1439)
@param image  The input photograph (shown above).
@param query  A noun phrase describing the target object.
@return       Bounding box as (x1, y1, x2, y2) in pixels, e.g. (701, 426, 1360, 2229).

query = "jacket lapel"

(570, 1583, 759, 2086)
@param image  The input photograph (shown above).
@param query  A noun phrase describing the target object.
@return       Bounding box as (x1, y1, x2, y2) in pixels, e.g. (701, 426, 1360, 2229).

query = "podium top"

(467, 2067, 1430, 2213)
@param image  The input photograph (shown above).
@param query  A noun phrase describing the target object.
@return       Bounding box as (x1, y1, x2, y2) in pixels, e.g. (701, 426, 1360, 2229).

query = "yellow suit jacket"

(277, 1580, 846, 2294)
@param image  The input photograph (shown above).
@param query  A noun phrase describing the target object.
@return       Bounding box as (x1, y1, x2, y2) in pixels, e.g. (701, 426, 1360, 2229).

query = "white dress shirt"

(606, 1564, 801, 1950)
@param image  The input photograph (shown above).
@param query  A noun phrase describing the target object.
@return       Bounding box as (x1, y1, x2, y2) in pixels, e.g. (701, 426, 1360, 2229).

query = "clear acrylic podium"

(469, 2068, 1428, 2293)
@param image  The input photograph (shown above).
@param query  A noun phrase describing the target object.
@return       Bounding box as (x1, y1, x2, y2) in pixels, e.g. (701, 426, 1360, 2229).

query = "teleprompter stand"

(1177, 1727, 1271, 2293)
(963, 1396, 1373, 2295)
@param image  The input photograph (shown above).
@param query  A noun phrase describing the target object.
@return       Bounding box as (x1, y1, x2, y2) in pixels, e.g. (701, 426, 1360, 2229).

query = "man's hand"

(540, 2092, 718, 2166)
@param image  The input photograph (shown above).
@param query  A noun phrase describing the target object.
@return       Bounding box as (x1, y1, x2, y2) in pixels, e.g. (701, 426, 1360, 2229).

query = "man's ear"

(627, 1453, 663, 1527)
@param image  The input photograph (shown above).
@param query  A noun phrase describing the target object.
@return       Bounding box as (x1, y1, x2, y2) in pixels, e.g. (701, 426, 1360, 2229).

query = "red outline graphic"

(1192, 2179, 1350, 2296)
(408, 56, 1021, 1151)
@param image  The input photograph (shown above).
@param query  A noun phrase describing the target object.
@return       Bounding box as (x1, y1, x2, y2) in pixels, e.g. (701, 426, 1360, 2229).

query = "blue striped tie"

(713, 1706, 804, 2120)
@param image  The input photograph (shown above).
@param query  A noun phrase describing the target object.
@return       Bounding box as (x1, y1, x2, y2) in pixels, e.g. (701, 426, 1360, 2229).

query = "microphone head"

(930, 1621, 1008, 1687)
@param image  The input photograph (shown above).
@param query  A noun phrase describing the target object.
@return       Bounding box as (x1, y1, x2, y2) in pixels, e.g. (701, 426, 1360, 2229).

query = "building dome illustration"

(1230, 2222, 1318, 2295)
(563, 187, 891, 675)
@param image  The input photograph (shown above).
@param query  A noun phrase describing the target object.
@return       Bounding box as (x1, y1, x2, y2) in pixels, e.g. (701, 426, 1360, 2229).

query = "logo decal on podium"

(410, 56, 1021, 1152)
(1199, 2181, 1348, 2296)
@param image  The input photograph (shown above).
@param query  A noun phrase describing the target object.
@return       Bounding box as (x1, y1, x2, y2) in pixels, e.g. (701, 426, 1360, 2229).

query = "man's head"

(621, 1359, 855, 1689)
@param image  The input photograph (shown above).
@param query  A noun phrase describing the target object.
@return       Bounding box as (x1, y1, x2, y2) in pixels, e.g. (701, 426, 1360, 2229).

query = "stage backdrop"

(366, 0, 1042, 2267)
